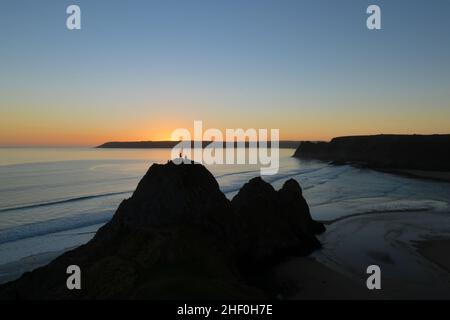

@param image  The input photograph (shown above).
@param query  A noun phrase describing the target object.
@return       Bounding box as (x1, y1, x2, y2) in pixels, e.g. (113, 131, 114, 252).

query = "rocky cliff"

(0, 161, 324, 299)
(294, 134, 450, 171)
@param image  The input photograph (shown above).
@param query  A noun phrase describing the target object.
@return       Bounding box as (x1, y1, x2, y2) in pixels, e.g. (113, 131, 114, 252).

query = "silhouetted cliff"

(294, 135, 450, 171)
(0, 161, 323, 299)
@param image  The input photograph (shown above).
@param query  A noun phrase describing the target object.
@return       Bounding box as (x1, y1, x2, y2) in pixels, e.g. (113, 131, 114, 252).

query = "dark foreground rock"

(0, 161, 324, 299)
(294, 134, 450, 171)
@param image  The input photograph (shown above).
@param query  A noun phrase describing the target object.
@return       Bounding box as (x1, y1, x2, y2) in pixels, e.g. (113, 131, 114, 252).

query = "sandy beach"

(310, 211, 450, 299)
(415, 239, 450, 274)
(384, 169, 450, 183)
(3, 210, 450, 299)
(272, 212, 450, 299)
(275, 256, 377, 299)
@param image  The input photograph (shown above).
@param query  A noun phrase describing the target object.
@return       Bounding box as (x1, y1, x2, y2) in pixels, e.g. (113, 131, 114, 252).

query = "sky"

(1, 0, 450, 146)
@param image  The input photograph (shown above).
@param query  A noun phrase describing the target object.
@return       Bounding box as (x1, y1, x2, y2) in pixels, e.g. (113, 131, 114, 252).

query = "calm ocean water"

(1, 147, 450, 282)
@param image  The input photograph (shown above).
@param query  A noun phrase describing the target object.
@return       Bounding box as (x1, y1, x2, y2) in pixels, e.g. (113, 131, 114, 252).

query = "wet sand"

(275, 210, 450, 300)
(382, 169, 450, 183)
(313, 211, 450, 299)
(2, 212, 450, 299)
(415, 239, 450, 274)
(275, 256, 381, 299)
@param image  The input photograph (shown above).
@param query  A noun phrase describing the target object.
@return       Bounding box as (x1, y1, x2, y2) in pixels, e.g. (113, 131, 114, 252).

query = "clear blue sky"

(1, 0, 450, 145)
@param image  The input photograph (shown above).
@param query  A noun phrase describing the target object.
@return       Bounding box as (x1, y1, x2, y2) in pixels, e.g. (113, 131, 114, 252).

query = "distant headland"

(97, 140, 301, 149)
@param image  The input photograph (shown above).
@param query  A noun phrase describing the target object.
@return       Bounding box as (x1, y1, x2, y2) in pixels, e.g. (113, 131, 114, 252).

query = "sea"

(1, 147, 450, 289)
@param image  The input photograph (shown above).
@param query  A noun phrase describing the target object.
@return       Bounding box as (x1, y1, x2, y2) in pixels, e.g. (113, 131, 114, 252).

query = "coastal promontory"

(0, 160, 324, 299)
(294, 134, 450, 172)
